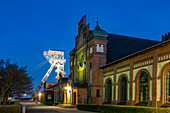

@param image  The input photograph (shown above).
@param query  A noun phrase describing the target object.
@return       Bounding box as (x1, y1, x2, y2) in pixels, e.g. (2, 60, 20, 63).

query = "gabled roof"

(106, 34, 161, 64)
(69, 22, 161, 67)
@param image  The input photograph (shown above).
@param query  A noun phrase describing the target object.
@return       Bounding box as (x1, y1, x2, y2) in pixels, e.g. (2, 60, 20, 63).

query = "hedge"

(77, 104, 170, 113)
(0, 105, 21, 113)
(13, 102, 21, 105)
(77, 104, 101, 112)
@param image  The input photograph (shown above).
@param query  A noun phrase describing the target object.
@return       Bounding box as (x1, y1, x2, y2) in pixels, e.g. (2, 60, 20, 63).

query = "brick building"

(100, 34, 170, 107)
(38, 78, 69, 104)
(53, 77, 69, 104)
(38, 82, 56, 102)
(69, 15, 164, 106)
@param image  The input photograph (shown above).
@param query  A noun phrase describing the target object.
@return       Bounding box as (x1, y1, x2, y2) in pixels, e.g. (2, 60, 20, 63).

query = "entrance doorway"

(65, 93, 67, 104)
(73, 92, 76, 105)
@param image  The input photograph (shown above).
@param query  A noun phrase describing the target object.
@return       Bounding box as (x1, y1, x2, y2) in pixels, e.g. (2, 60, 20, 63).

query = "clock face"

(79, 55, 84, 67)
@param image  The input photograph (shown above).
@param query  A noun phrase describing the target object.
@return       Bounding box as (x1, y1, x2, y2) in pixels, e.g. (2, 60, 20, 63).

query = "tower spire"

(97, 17, 99, 26)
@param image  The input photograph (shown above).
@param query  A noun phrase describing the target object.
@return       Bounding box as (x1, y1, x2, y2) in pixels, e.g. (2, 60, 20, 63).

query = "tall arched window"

(139, 72, 148, 103)
(120, 77, 127, 102)
(165, 69, 170, 103)
(106, 80, 111, 103)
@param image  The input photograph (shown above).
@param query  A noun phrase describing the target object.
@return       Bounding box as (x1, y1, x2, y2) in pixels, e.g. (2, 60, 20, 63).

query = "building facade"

(69, 15, 108, 104)
(100, 34, 170, 107)
(38, 82, 56, 102)
(53, 78, 69, 104)
(69, 15, 161, 105)
(38, 78, 70, 104)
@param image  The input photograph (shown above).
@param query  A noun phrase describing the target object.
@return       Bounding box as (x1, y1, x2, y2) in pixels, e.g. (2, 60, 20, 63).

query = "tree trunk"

(3, 97, 6, 105)
(3, 95, 8, 105)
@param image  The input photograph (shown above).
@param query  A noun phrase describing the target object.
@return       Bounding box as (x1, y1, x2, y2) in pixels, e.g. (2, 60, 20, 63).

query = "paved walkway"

(20, 102, 98, 113)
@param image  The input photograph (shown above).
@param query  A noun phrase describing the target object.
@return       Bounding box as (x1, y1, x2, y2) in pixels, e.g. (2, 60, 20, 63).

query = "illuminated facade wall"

(101, 38, 170, 107)
(69, 15, 163, 106)
(69, 15, 108, 104)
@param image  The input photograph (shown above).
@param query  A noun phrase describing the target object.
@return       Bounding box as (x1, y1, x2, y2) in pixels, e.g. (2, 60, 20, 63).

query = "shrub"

(0, 105, 21, 113)
(77, 104, 170, 113)
(10, 102, 15, 105)
(100, 105, 157, 113)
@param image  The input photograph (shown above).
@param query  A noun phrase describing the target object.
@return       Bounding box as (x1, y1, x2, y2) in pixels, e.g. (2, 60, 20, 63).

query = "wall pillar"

(129, 62, 134, 105)
(152, 53, 158, 107)
(114, 69, 116, 104)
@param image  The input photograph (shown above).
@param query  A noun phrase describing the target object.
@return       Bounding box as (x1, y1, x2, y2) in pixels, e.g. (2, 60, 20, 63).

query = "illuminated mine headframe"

(31, 49, 66, 100)
(43, 50, 66, 79)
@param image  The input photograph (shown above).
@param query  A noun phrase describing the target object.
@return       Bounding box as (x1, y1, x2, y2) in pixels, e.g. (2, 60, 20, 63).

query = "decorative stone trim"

(116, 65, 130, 73)
(134, 57, 153, 69)
(104, 74, 113, 77)
(158, 53, 170, 62)
(103, 69, 114, 77)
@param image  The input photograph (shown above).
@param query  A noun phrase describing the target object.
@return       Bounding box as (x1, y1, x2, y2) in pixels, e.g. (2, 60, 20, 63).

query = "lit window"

(139, 72, 148, 103)
(47, 94, 52, 100)
(96, 44, 104, 52)
(90, 47, 93, 54)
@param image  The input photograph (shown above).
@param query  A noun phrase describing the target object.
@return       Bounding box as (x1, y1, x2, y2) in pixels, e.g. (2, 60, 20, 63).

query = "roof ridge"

(100, 38, 170, 69)
(108, 33, 161, 42)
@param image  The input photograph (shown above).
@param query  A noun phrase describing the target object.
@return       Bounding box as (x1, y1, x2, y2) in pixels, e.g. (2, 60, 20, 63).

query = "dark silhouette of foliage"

(0, 59, 34, 105)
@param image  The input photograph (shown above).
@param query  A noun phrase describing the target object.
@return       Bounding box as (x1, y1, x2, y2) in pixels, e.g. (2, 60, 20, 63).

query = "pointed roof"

(87, 24, 108, 41)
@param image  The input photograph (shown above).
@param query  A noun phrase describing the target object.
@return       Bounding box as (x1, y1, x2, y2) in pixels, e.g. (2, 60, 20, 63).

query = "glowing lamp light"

(38, 92, 42, 96)
(65, 86, 71, 90)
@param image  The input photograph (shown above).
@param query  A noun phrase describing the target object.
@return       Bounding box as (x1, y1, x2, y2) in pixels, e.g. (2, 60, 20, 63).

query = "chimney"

(162, 33, 170, 42)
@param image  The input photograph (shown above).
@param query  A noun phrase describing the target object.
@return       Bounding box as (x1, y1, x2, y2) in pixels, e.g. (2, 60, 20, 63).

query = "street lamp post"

(38, 92, 42, 102)
(24, 94, 27, 101)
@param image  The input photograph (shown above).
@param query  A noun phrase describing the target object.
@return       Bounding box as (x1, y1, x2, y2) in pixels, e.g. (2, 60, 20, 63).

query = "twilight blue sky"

(1, 0, 170, 93)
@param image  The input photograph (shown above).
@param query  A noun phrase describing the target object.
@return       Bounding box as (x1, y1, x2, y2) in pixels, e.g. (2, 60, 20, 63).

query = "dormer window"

(96, 44, 104, 53)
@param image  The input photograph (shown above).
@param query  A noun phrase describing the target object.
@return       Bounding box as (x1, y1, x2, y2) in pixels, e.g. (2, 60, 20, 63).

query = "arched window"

(139, 72, 148, 103)
(120, 77, 127, 102)
(165, 69, 170, 103)
(106, 80, 111, 103)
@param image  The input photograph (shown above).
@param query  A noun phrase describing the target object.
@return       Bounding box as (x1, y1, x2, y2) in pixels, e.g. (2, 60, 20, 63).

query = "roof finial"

(97, 17, 99, 26)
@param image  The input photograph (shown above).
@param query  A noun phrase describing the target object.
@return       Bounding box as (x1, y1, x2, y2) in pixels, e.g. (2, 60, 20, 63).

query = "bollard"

(22, 105, 25, 113)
